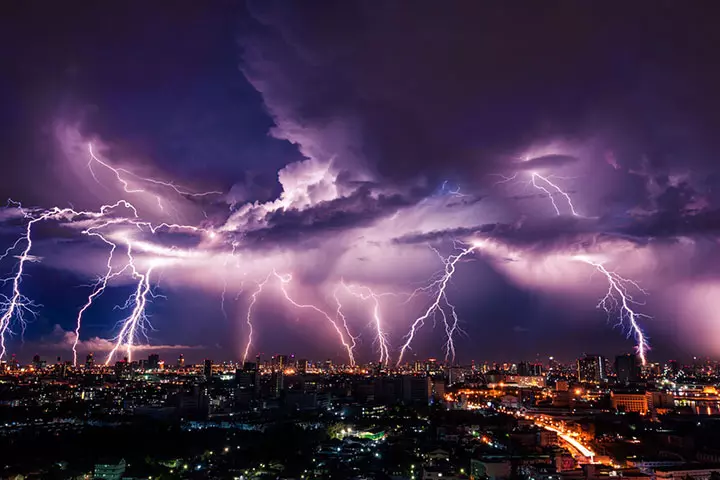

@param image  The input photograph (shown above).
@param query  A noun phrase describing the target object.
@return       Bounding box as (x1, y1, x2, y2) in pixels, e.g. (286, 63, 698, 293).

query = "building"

(31, 354, 46, 369)
(538, 430, 558, 447)
(431, 376, 446, 400)
(470, 458, 511, 480)
(94, 458, 126, 480)
(85, 352, 95, 369)
(147, 353, 160, 370)
(203, 359, 213, 380)
(425, 358, 439, 373)
(517, 361, 542, 376)
(615, 354, 641, 384)
(177, 353, 185, 367)
(272, 369, 284, 397)
(653, 464, 720, 480)
(402, 375, 432, 404)
(577, 355, 607, 383)
(236, 361, 260, 401)
(273, 355, 288, 370)
(177, 386, 209, 419)
(611, 391, 650, 414)
(297, 358, 308, 374)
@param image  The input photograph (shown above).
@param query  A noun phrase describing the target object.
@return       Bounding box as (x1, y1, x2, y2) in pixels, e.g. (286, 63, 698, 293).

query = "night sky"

(2, 1, 720, 365)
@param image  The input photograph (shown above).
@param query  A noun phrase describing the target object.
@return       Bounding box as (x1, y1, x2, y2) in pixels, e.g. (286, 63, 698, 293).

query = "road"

(517, 412, 596, 463)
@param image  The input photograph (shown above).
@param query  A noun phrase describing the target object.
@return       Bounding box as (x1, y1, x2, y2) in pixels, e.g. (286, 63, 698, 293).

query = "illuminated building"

(177, 353, 185, 367)
(548, 356, 560, 370)
(272, 370, 284, 397)
(298, 358, 308, 374)
(508, 375, 546, 388)
(84, 352, 94, 369)
(611, 391, 650, 414)
(615, 353, 641, 384)
(448, 366, 462, 385)
(94, 458, 126, 480)
(425, 358, 438, 373)
(237, 361, 260, 399)
(577, 354, 607, 383)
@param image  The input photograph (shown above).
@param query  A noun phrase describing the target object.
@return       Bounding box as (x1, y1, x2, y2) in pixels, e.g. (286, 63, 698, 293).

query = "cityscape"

(5, 1, 720, 479)
(3, 351, 720, 479)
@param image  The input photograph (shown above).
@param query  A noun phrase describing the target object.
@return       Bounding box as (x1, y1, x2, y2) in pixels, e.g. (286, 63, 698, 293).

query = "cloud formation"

(3, 1, 720, 362)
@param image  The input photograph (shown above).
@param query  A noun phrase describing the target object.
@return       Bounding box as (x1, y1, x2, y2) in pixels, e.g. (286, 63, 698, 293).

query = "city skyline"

(3, 2, 720, 364)
(6, 348, 713, 368)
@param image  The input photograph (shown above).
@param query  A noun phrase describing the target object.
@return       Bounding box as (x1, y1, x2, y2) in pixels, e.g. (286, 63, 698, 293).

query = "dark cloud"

(241, 0, 720, 185)
(393, 216, 600, 252)
(241, 185, 419, 246)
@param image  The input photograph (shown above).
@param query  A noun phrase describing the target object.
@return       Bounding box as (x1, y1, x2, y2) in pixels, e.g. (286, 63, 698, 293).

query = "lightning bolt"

(397, 242, 478, 366)
(72, 225, 119, 366)
(530, 172, 579, 216)
(220, 242, 239, 321)
(242, 274, 271, 364)
(274, 271, 356, 366)
(338, 281, 390, 365)
(87, 143, 221, 211)
(105, 260, 158, 365)
(0, 195, 212, 364)
(0, 201, 139, 360)
(491, 171, 579, 216)
(0, 212, 45, 359)
(574, 256, 650, 365)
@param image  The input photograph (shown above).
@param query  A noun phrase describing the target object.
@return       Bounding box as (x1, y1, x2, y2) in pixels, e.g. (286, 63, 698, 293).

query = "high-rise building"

(577, 355, 607, 383)
(402, 375, 432, 404)
(425, 358, 438, 373)
(615, 354, 641, 384)
(147, 354, 160, 370)
(298, 358, 308, 374)
(236, 361, 260, 399)
(272, 369, 284, 397)
(177, 353, 185, 368)
(204, 359, 213, 380)
(85, 352, 95, 369)
(32, 354, 41, 369)
(272, 355, 288, 371)
(177, 386, 209, 419)
(517, 362, 542, 376)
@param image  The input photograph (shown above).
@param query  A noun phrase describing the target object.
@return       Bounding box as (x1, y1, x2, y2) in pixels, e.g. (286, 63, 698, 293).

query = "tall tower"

(85, 352, 95, 369)
(204, 359, 213, 380)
